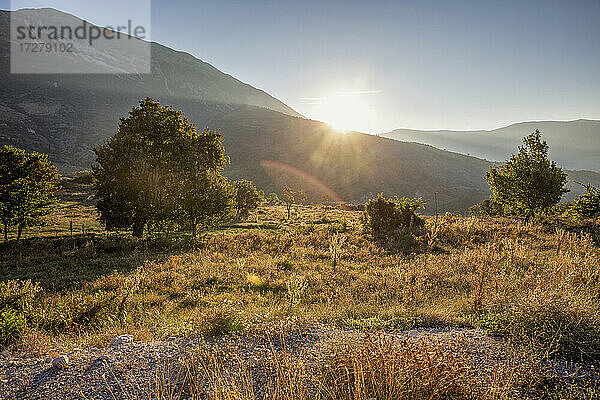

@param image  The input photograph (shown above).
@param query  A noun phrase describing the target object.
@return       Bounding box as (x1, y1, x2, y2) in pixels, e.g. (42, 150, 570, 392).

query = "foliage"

(282, 186, 307, 220)
(266, 192, 280, 205)
(485, 130, 568, 220)
(469, 199, 504, 217)
(0, 146, 61, 241)
(179, 170, 235, 240)
(362, 194, 425, 236)
(233, 180, 264, 220)
(0, 280, 41, 345)
(93, 98, 233, 237)
(568, 183, 600, 222)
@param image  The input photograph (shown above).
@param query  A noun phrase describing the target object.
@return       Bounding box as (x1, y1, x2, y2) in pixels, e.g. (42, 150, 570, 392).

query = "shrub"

(0, 309, 27, 345)
(362, 194, 425, 236)
(568, 183, 600, 222)
(469, 199, 504, 217)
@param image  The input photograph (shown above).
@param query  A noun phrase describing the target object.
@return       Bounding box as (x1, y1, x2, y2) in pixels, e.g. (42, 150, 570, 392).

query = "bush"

(469, 199, 504, 217)
(362, 194, 425, 236)
(568, 183, 600, 222)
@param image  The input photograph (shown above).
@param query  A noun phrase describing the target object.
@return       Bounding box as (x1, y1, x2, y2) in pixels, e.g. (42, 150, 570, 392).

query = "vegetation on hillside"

(486, 130, 568, 220)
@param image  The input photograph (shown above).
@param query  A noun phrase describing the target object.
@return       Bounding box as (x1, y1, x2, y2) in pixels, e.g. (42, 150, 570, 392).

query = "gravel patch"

(0, 325, 598, 400)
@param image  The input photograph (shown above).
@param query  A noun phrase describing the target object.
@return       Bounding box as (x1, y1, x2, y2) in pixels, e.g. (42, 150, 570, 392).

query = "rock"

(52, 355, 69, 370)
(109, 334, 133, 347)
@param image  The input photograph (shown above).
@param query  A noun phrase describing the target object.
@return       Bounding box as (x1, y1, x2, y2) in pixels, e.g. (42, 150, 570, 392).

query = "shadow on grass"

(0, 235, 191, 291)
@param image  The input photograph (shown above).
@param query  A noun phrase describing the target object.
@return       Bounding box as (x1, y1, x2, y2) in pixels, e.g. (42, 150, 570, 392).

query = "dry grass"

(105, 332, 542, 400)
(1, 183, 599, 397)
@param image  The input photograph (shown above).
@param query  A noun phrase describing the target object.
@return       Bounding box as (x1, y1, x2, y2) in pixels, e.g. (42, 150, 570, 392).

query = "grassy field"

(1, 180, 599, 398)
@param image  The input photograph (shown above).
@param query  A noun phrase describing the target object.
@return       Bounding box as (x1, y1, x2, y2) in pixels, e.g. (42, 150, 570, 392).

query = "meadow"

(1, 179, 599, 399)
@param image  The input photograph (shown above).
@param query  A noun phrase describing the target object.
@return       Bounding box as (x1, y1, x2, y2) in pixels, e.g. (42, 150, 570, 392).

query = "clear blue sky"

(4, 0, 600, 132)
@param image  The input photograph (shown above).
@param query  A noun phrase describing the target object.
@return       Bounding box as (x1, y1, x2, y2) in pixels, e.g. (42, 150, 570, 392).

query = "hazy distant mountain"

(0, 8, 598, 212)
(382, 120, 600, 172)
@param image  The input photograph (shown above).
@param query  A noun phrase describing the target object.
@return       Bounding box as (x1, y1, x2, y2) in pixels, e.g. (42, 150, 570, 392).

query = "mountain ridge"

(383, 119, 600, 171)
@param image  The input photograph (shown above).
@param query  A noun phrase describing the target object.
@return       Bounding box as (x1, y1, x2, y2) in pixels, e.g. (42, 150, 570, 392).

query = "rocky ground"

(0, 325, 598, 400)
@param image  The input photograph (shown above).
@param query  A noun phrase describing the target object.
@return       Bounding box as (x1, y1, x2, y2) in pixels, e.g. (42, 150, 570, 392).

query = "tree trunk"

(17, 224, 23, 241)
(3, 223, 7, 242)
(132, 221, 144, 238)
(192, 222, 197, 241)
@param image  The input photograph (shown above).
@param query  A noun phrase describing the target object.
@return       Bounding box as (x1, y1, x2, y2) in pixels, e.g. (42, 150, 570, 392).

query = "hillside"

(0, 9, 300, 116)
(383, 120, 600, 172)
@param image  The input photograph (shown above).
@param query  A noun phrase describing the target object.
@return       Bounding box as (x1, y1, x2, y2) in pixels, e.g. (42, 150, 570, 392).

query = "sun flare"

(310, 92, 375, 133)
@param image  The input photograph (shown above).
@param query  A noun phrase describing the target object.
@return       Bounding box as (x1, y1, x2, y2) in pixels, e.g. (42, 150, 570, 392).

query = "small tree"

(362, 194, 425, 236)
(180, 171, 235, 240)
(568, 183, 600, 223)
(266, 192, 280, 205)
(0, 146, 61, 241)
(282, 187, 307, 220)
(233, 180, 263, 220)
(485, 130, 568, 221)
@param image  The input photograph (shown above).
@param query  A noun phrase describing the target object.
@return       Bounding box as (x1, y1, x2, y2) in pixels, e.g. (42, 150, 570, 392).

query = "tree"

(233, 180, 263, 220)
(0, 146, 61, 241)
(94, 98, 232, 237)
(282, 187, 307, 220)
(568, 183, 600, 223)
(180, 171, 234, 240)
(485, 130, 568, 221)
(266, 192, 280, 205)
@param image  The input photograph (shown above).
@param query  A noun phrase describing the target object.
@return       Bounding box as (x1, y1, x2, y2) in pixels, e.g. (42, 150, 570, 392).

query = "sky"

(3, 0, 600, 133)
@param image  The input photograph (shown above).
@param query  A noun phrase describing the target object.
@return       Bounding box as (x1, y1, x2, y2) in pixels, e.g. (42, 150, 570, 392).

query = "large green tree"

(93, 98, 233, 237)
(0, 146, 61, 241)
(485, 130, 568, 220)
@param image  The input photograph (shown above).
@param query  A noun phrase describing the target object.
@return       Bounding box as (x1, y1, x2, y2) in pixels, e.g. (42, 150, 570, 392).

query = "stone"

(109, 334, 133, 347)
(52, 355, 69, 370)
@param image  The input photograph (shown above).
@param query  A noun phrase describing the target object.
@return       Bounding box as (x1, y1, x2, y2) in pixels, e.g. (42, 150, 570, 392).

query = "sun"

(312, 92, 374, 133)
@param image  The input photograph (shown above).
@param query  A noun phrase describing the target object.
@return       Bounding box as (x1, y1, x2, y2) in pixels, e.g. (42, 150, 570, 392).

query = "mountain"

(382, 120, 600, 172)
(0, 8, 598, 212)
(0, 9, 300, 116)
